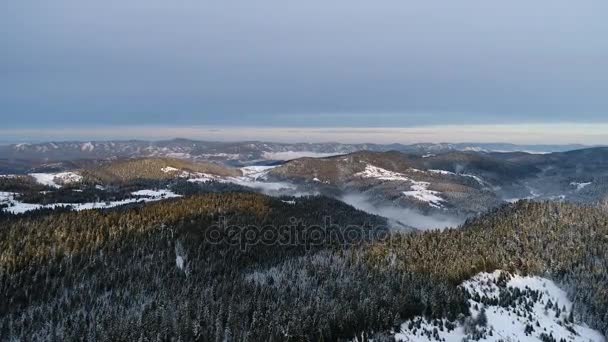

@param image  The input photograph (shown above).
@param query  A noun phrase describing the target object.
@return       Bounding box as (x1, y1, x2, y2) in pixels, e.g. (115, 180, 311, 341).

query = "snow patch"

(402, 183, 444, 208)
(29, 172, 83, 188)
(131, 189, 181, 198)
(1, 189, 181, 214)
(175, 255, 185, 270)
(187, 173, 223, 183)
(240, 165, 278, 180)
(395, 270, 605, 342)
(355, 165, 411, 182)
(161, 166, 180, 173)
(571, 182, 592, 191)
(428, 169, 456, 175)
(356, 165, 445, 208)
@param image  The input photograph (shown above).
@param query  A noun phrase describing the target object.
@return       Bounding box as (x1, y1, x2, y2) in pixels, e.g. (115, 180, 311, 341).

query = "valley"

(3, 141, 608, 231)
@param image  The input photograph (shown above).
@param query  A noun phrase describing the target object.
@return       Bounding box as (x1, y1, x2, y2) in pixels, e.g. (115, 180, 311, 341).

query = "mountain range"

(0, 139, 592, 170)
(3, 140, 608, 231)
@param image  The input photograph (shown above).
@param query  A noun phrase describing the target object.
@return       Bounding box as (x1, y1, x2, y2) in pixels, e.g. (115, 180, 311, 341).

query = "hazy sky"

(1, 0, 607, 139)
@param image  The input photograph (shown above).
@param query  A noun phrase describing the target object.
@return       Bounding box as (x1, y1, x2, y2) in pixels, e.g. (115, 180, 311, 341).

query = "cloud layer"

(2, 0, 607, 127)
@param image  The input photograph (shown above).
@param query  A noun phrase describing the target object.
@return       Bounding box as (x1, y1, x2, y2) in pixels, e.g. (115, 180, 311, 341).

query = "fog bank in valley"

(340, 193, 465, 231)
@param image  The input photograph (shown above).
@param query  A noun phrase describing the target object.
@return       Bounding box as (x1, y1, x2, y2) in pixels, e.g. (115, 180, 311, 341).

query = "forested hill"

(1, 195, 608, 340)
(81, 157, 241, 184)
(366, 201, 608, 338)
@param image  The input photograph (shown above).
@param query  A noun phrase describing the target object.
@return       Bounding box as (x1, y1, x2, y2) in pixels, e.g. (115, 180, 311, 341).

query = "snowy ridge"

(402, 183, 444, 209)
(29, 172, 83, 188)
(1, 189, 181, 214)
(355, 165, 411, 181)
(161, 166, 180, 173)
(240, 165, 278, 180)
(159, 166, 224, 181)
(394, 270, 605, 342)
(355, 165, 445, 208)
(185, 172, 224, 182)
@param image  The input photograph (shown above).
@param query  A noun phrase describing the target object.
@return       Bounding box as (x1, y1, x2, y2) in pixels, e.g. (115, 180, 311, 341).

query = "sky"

(1, 0, 607, 143)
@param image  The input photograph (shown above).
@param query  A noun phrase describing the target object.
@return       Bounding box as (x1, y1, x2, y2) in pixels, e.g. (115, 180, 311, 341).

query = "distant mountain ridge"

(4, 140, 608, 229)
(0, 139, 592, 166)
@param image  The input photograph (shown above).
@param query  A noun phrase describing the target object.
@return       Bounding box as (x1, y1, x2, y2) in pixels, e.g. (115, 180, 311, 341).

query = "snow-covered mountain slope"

(270, 154, 501, 215)
(29, 172, 82, 188)
(188, 164, 311, 196)
(355, 165, 446, 208)
(394, 271, 605, 342)
(0, 189, 181, 214)
(0, 162, 312, 215)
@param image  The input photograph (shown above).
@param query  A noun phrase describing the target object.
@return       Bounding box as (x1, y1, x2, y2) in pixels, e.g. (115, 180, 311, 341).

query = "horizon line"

(2, 123, 608, 145)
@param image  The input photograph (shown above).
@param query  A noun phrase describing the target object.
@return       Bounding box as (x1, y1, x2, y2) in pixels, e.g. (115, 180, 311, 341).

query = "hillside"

(81, 157, 242, 183)
(1, 196, 607, 340)
(269, 151, 504, 216)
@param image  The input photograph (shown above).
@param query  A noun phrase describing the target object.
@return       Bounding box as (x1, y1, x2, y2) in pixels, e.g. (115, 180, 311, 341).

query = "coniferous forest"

(1, 191, 608, 341)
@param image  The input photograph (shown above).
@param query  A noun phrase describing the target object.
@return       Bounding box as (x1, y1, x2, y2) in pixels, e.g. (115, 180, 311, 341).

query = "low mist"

(340, 193, 465, 231)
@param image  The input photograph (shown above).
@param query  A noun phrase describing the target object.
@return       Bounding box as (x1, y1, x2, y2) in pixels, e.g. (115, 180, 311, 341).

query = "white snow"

(131, 189, 181, 198)
(160, 166, 221, 180)
(402, 183, 444, 208)
(1, 189, 181, 214)
(571, 182, 592, 191)
(29, 172, 83, 188)
(428, 169, 456, 175)
(187, 173, 223, 183)
(355, 165, 445, 208)
(29, 173, 58, 187)
(395, 270, 605, 342)
(463, 146, 488, 152)
(0, 192, 13, 205)
(81, 142, 95, 151)
(240, 165, 278, 180)
(355, 165, 411, 182)
(161, 166, 180, 173)
(175, 255, 185, 271)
